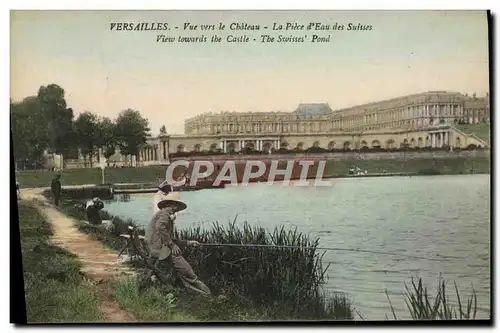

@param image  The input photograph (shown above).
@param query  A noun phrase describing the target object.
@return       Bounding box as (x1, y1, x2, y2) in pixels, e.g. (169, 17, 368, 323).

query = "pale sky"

(10, 10, 489, 134)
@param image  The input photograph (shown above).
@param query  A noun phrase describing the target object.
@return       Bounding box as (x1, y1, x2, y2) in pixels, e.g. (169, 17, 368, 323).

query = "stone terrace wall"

(170, 149, 490, 163)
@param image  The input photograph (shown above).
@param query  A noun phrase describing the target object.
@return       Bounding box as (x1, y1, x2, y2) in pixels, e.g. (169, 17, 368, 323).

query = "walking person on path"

(145, 191, 211, 297)
(50, 174, 62, 206)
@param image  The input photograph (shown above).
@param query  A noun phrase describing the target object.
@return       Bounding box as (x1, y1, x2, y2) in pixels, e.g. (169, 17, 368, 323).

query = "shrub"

(305, 147, 328, 154)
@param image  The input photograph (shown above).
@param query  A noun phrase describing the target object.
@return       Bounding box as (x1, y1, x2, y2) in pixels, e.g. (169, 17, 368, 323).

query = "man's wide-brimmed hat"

(157, 191, 187, 211)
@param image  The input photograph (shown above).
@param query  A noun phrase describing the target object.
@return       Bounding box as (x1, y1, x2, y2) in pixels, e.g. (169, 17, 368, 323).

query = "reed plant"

(385, 277, 478, 320)
(176, 219, 339, 319)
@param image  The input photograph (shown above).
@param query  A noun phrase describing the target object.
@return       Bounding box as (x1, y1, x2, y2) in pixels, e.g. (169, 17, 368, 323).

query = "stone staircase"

(449, 125, 489, 148)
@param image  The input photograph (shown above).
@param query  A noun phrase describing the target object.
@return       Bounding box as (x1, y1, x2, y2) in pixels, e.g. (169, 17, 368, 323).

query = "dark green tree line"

(10, 84, 151, 170)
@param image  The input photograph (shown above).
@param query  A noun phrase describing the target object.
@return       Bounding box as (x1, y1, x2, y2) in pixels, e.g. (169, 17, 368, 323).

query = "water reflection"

(117, 193, 131, 202)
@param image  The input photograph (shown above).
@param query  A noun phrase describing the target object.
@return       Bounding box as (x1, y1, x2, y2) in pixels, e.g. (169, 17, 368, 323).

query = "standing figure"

(50, 174, 62, 206)
(181, 171, 191, 187)
(145, 191, 211, 297)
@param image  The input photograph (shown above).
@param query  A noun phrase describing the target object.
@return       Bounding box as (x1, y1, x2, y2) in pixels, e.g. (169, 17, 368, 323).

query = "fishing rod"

(199, 243, 461, 262)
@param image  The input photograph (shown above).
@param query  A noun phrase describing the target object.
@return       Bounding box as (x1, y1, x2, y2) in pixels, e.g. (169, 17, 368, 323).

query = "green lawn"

(18, 202, 103, 323)
(457, 124, 491, 143)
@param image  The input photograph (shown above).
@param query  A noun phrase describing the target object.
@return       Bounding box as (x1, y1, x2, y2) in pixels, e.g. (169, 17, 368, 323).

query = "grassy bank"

(18, 201, 103, 323)
(324, 156, 490, 176)
(112, 278, 198, 322)
(51, 193, 482, 321)
(17, 155, 490, 188)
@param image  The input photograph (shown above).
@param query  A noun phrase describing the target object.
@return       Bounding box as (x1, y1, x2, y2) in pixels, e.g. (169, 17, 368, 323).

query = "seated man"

(145, 191, 211, 297)
(86, 197, 105, 225)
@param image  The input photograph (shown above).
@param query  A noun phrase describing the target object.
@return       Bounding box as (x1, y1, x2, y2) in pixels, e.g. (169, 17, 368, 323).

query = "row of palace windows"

(188, 112, 489, 135)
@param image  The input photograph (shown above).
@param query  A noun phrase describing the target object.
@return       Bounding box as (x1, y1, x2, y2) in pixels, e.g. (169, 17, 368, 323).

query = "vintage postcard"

(10, 10, 491, 324)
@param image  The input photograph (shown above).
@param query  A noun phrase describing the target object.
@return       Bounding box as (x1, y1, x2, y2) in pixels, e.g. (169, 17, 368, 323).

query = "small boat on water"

(346, 166, 416, 178)
(347, 166, 368, 177)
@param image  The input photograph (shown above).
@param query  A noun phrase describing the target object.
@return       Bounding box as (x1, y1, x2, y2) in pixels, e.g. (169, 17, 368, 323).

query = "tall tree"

(74, 111, 101, 168)
(115, 109, 150, 166)
(11, 101, 32, 167)
(37, 84, 75, 157)
(10, 97, 50, 169)
(98, 117, 117, 166)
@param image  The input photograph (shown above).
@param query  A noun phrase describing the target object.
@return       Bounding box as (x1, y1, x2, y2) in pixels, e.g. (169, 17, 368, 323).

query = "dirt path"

(21, 189, 138, 323)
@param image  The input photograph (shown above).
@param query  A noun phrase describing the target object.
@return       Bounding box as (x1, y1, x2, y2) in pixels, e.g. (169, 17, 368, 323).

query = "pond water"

(104, 174, 491, 320)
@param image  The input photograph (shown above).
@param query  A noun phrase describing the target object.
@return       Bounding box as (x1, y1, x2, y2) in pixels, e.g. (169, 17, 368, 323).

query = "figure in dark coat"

(86, 198, 104, 225)
(50, 174, 62, 206)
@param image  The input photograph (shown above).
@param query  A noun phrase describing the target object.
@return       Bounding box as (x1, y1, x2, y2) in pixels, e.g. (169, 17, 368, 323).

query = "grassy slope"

(18, 201, 103, 323)
(456, 124, 491, 143)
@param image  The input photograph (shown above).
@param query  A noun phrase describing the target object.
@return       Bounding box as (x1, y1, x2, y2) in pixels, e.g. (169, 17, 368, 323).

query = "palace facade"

(184, 91, 489, 137)
(64, 91, 490, 168)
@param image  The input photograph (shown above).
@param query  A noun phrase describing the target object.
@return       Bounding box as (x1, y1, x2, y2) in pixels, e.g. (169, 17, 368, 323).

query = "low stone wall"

(170, 149, 490, 163)
(65, 160, 132, 169)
